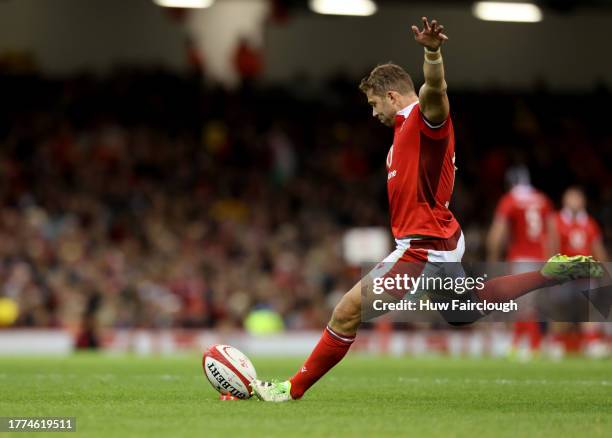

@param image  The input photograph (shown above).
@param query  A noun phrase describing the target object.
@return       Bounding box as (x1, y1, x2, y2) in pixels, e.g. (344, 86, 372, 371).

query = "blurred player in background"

(487, 166, 556, 263)
(251, 17, 602, 402)
(553, 186, 609, 357)
(555, 187, 607, 262)
(487, 166, 556, 359)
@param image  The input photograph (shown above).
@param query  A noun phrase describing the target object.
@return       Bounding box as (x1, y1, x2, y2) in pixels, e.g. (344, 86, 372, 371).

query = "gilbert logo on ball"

(202, 344, 257, 399)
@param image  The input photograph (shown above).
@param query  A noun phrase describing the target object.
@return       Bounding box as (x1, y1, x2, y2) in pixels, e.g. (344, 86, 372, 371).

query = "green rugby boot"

(251, 379, 292, 402)
(541, 254, 604, 283)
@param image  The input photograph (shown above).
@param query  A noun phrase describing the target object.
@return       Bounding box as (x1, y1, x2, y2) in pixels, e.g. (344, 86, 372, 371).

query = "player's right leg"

(252, 252, 604, 401)
(435, 254, 604, 326)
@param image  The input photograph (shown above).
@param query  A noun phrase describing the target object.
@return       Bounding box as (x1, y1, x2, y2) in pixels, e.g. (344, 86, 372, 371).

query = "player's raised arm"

(411, 17, 449, 125)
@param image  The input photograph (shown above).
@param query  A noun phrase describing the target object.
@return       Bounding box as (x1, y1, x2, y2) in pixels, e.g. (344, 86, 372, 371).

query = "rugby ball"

(202, 344, 257, 399)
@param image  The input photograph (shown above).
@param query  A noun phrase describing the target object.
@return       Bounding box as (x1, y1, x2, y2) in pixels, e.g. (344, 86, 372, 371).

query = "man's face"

(563, 188, 586, 212)
(366, 90, 396, 127)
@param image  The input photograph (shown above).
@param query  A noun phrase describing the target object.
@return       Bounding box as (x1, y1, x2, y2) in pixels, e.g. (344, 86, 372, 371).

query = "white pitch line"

(398, 377, 611, 386)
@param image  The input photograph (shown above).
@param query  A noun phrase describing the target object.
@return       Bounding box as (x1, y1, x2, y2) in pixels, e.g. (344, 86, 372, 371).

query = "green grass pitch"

(0, 353, 610, 437)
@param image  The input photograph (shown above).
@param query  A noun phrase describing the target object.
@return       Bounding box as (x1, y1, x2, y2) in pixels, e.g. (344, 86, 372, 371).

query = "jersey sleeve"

(418, 107, 452, 139)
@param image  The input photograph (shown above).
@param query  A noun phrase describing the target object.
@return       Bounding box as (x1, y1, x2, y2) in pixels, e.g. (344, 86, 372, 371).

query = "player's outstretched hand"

(411, 17, 448, 50)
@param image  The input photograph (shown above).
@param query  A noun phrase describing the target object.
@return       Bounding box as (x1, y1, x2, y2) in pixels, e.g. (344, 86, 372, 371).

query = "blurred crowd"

(0, 69, 610, 332)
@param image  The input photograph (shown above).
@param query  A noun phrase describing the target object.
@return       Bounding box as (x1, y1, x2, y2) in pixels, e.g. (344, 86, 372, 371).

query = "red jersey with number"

(555, 209, 601, 256)
(386, 102, 459, 239)
(494, 185, 553, 261)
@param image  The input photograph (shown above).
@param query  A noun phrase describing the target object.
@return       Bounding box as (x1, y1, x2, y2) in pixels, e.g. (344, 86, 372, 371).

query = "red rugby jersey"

(386, 102, 459, 239)
(494, 185, 553, 261)
(555, 209, 602, 256)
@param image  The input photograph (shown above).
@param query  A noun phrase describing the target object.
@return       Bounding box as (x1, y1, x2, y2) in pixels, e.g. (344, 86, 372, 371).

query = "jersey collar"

(561, 208, 588, 225)
(396, 101, 419, 118)
(511, 184, 534, 195)
(395, 101, 419, 128)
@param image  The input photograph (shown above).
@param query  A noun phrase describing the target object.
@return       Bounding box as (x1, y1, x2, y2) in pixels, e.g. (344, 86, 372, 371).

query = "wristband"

(424, 46, 442, 64)
(424, 55, 443, 65)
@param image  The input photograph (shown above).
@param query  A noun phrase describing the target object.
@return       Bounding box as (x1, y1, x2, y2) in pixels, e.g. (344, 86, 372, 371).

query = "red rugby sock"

(476, 271, 554, 303)
(289, 326, 355, 399)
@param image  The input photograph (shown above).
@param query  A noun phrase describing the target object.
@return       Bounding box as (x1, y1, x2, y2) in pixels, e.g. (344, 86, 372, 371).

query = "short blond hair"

(359, 63, 414, 96)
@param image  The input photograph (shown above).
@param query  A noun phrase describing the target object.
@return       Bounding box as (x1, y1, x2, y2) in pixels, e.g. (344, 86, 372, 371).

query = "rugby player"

(251, 17, 602, 402)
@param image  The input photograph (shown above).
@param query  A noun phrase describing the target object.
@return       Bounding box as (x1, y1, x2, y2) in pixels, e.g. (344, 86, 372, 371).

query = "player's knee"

(330, 297, 361, 332)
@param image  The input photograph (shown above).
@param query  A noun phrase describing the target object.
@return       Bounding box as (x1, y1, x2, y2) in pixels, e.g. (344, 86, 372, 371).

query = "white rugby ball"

(202, 344, 257, 399)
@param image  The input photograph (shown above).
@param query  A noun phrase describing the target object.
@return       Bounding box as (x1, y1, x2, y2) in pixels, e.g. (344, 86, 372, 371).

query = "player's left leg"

(251, 246, 420, 402)
(287, 280, 364, 399)
(250, 279, 364, 402)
